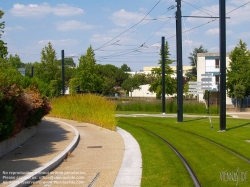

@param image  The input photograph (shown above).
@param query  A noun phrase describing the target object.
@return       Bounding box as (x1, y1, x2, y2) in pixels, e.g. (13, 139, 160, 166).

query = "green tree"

(185, 45, 208, 80)
(35, 42, 60, 84)
(7, 54, 24, 69)
(233, 84, 246, 109)
(149, 41, 176, 99)
(0, 10, 8, 59)
(121, 75, 141, 96)
(77, 46, 103, 93)
(56, 57, 76, 67)
(227, 40, 250, 98)
(97, 64, 120, 95)
(121, 63, 131, 72)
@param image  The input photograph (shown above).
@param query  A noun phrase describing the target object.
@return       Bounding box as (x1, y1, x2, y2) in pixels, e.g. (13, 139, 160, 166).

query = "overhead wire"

(94, 0, 162, 51)
(181, 0, 218, 16)
(9, 1, 250, 64)
(226, 1, 250, 14)
(96, 9, 176, 63)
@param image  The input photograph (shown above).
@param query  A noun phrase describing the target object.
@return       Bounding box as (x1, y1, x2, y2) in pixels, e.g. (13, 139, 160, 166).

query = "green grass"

(48, 94, 117, 130)
(116, 100, 219, 114)
(118, 117, 250, 187)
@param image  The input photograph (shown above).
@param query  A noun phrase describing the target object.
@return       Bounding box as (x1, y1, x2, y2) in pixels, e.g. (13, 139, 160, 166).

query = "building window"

(215, 59, 220, 68)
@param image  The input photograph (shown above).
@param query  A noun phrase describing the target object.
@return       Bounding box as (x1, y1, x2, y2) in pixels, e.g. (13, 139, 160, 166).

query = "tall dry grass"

(49, 94, 117, 130)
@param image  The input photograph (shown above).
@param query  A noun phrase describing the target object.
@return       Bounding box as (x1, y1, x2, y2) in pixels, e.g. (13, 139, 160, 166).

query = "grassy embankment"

(49, 94, 117, 130)
(118, 117, 250, 187)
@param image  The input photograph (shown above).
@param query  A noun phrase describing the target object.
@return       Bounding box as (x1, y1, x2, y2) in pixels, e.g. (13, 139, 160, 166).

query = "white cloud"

(183, 40, 203, 49)
(206, 28, 219, 35)
(150, 43, 161, 49)
(53, 4, 84, 16)
(38, 39, 79, 46)
(10, 3, 83, 17)
(55, 20, 96, 31)
(111, 9, 147, 27)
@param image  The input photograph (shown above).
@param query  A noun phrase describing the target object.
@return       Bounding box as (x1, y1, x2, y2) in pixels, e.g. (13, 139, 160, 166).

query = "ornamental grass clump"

(49, 94, 117, 130)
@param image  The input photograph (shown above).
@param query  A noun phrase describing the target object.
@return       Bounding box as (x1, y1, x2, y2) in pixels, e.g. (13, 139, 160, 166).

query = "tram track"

(131, 117, 250, 165)
(141, 127, 201, 187)
(118, 116, 250, 186)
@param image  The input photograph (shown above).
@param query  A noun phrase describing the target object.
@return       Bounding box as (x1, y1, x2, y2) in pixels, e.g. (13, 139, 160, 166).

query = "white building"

(130, 84, 156, 97)
(129, 66, 192, 97)
(142, 66, 192, 78)
(197, 53, 233, 106)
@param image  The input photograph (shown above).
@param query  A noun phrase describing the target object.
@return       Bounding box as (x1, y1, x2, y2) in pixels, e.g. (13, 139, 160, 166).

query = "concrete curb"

(113, 127, 142, 187)
(7, 118, 80, 187)
(0, 126, 36, 158)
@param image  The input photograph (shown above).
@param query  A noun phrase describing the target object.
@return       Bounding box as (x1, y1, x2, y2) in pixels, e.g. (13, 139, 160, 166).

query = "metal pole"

(162, 37, 166, 114)
(219, 0, 226, 130)
(176, 0, 183, 122)
(61, 50, 65, 95)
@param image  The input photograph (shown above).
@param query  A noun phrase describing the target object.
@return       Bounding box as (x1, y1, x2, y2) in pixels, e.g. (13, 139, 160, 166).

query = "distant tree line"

(1, 9, 249, 102)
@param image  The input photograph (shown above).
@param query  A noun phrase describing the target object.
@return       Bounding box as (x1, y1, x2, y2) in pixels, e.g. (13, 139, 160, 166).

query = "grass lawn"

(117, 117, 250, 187)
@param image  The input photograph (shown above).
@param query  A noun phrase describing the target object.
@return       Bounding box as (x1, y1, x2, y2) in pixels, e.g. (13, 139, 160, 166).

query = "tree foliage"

(35, 42, 60, 85)
(77, 46, 103, 93)
(0, 10, 8, 59)
(121, 72, 153, 96)
(227, 40, 250, 98)
(7, 54, 24, 68)
(120, 63, 131, 72)
(149, 41, 176, 98)
(185, 45, 208, 80)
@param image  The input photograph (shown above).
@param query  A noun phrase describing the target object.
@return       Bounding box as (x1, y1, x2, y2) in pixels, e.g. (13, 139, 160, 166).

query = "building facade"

(197, 53, 233, 106)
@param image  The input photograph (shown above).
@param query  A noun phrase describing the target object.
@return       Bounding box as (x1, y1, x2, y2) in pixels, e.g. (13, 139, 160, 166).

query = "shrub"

(0, 85, 52, 141)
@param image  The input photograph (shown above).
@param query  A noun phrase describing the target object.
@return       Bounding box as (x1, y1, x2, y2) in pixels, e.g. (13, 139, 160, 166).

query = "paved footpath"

(0, 118, 76, 187)
(1, 117, 141, 187)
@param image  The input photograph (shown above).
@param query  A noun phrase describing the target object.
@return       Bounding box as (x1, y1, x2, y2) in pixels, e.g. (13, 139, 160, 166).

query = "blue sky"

(1, 0, 250, 71)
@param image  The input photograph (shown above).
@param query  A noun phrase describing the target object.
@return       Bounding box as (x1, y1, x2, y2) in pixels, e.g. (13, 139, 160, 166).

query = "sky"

(1, 0, 250, 71)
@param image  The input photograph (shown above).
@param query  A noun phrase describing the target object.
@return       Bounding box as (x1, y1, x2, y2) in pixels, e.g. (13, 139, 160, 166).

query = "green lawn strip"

(172, 117, 250, 160)
(129, 117, 250, 161)
(118, 119, 193, 187)
(118, 117, 250, 187)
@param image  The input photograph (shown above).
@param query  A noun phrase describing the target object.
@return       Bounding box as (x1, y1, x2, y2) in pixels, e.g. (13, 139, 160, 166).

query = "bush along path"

(0, 85, 51, 142)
